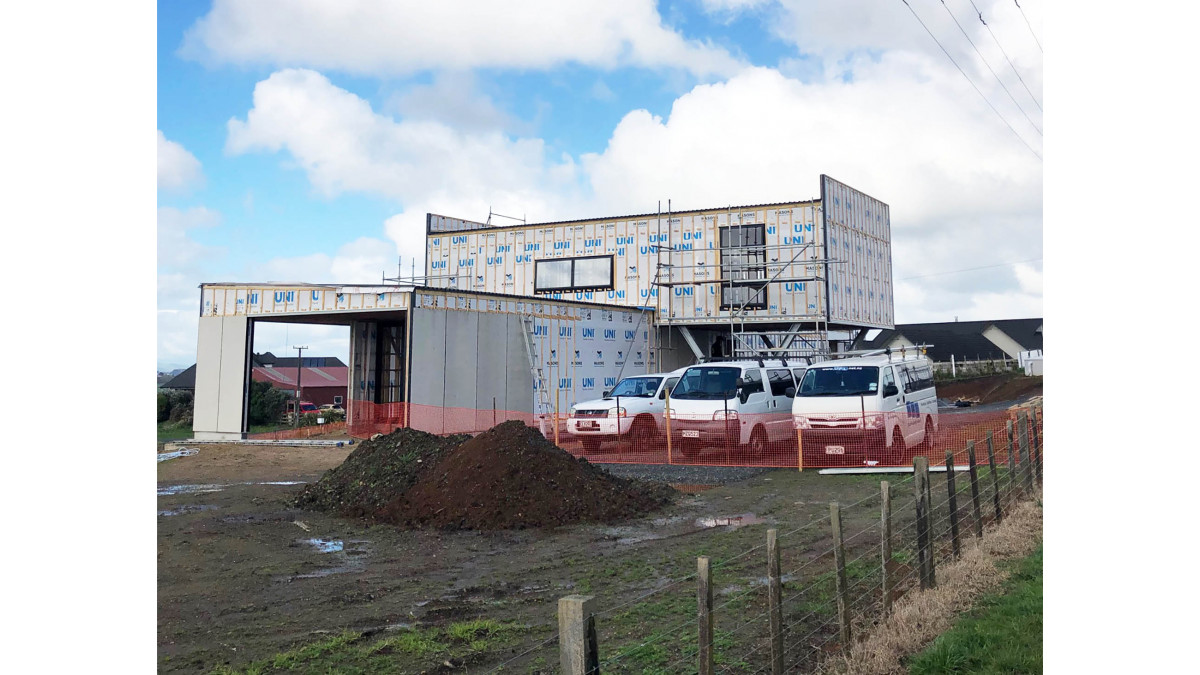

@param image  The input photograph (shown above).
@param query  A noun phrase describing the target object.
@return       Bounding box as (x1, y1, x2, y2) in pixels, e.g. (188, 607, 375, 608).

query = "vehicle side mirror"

(883, 384, 898, 398)
(739, 390, 750, 405)
(658, 389, 667, 400)
(602, 390, 611, 398)
(735, 377, 746, 388)
(785, 386, 796, 398)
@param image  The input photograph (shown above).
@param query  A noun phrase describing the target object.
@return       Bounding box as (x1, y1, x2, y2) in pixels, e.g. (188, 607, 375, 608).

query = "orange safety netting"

(246, 421, 347, 441)
(347, 400, 1041, 470)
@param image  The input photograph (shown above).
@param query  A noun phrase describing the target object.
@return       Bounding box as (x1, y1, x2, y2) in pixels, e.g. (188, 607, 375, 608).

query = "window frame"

(719, 223, 768, 310)
(768, 368, 794, 397)
(533, 254, 615, 293)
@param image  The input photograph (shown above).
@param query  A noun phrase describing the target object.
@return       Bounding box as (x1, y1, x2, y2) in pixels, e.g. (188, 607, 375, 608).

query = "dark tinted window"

(741, 368, 764, 395)
(673, 367, 739, 400)
(768, 369, 794, 396)
(799, 366, 880, 397)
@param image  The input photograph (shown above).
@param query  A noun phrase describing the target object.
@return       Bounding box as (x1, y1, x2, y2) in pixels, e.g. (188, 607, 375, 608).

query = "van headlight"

(713, 410, 739, 421)
(608, 407, 627, 418)
(793, 415, 810, 430)
(865, 415, 884, 429)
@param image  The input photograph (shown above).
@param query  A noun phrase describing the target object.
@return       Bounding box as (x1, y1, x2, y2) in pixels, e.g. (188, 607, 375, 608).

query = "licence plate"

(580, 421, 599, 429)
(682, 430, 700, 438)
(825, 445, 845, 455)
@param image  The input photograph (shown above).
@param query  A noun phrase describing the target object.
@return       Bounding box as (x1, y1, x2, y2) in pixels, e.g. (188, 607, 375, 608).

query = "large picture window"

(534, 255, 614, 292)
(720, 224, 768, 310)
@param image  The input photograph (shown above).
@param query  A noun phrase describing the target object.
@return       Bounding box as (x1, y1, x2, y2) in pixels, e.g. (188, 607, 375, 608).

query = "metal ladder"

(519, 315, 552, 415)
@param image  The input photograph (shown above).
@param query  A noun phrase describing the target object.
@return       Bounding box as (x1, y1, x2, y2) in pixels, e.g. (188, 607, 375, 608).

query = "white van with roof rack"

(666, 359, 807, 458)
(791, 348, 938, 464)
(566, 368, 687, 451)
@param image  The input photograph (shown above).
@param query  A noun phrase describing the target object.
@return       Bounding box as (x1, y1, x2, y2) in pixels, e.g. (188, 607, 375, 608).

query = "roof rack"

(826, 344, 934, 362)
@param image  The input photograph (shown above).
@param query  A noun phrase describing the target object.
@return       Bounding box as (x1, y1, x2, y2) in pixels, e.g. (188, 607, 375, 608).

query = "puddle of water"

(304, 538, 344, 553)
(601, 526, 664, 545)
(158, 504, 219, 517)
(157, 480, 308, 496)
(157, 448, 198, 463)
(695, 513, 765, 529)
(157, 484, 229, 496)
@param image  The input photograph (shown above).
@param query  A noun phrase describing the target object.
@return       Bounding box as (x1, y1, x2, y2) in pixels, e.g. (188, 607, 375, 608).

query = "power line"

(1013, 0, 1043, 53)
(899, 0, 1042, 161)
(899, 257, 1042, 281)
(968, 0, 1042, 112)
(939, 0, 1041, 136)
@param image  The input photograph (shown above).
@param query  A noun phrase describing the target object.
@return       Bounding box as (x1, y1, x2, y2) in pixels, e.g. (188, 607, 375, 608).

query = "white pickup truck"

(566, 369, 686, 452)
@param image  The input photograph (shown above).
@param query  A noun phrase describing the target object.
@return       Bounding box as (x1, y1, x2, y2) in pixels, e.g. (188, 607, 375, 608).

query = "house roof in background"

(252, 366, 349, 388)
(253, 352, 346, 368)
(856, 318, 1043, 362)
(160, 364, 197, 390)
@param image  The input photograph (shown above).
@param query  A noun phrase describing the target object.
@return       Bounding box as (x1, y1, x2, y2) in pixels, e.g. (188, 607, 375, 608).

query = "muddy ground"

(158, 439, 1002, 673)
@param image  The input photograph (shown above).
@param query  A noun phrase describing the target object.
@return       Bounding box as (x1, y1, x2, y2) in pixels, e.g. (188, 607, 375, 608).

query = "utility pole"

(293, 345, 308, 430)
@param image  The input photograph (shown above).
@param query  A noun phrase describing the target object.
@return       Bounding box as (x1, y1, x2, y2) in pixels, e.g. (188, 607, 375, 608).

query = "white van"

(666, 360, 803, 458)
(566, 369, 686, 451)
(791, 352, 938, 463)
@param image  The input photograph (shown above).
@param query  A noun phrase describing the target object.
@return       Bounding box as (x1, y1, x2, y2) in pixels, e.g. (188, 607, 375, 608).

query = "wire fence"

(487, 402, 1042, 673)
(347, 399, 1035, 470)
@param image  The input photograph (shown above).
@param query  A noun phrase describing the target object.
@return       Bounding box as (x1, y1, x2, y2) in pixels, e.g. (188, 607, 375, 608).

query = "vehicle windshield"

(608, 377, 663, 398)
(798, 366, 880, 397)
(671, 367, 739, 400)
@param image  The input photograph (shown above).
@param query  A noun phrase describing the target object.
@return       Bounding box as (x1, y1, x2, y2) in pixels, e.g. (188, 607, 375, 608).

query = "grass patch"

(157, 421, 193, 445)
(906, 547, 1042, 674)
(209, 620, 529, 674)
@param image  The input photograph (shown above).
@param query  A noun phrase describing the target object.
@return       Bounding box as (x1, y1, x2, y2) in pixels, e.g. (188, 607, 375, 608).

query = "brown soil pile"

(378, 420, 674, 530)
(294, 427, 471, 518)
(938, 374, 1042, 404)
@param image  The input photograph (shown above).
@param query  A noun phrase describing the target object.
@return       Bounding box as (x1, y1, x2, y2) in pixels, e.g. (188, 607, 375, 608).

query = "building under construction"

(191, 174, 894, 439)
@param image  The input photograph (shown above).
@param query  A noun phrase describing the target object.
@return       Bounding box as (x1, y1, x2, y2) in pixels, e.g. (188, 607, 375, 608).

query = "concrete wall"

(193, 315, 250, 440)
(408, 307, 534, 433)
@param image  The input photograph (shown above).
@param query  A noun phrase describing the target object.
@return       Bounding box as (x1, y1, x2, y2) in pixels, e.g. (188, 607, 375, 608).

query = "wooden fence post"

(914, 456, 935, 589)
(698, 556, 714, 675)
(987, 431, 1002, 524)
(967, 440, 983, 538)
(1006, 420, 1016, 501)
(558, 595, 599, 675)
(1029, 406, 1043, 485)
(830, 502, 852, 648)
(767, 529, 784, 675)
(945, 451, 961, 558)
(1018, 410, 1034, 494)
(881, 481, 893, 617)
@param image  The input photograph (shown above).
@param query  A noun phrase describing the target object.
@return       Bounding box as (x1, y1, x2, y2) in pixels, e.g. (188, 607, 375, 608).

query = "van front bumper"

(567, 417, 632, 436)
(670, 419, 741, 445)
(799, 428, 888, 459)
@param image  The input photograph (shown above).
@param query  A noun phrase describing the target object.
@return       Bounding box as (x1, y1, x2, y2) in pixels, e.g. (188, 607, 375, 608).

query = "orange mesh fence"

(347, 397, 1041, 470)
(246, 421, 347, 441)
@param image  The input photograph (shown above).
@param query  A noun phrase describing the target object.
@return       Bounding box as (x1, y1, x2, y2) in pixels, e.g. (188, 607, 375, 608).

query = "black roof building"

(853, 318, 1042, 363)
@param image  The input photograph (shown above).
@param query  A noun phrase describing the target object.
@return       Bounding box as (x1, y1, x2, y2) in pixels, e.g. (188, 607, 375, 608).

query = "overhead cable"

(939, 0, 1041, 136)
(1013, 0, 1043, 52)
(899, 0, 1042, 161)
(968, 0, 1043, 111)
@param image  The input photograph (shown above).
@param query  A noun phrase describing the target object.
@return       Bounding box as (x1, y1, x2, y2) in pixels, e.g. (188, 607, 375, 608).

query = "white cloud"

(181, 0, 743, 78)
(699, 0, 772, 16)
(250, 236, 398, 285)
(158, 206, 221, 270)
(157, 130, 204, 191)
(387, 72, 519, 133)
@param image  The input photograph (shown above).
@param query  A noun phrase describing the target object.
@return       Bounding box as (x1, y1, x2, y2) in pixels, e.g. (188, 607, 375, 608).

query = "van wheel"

(892, 427, 906, 460)
(746, 427, 768, 460)
(581, 438, 602, 453)
(628, 417, 655, 450)
(921, 417, 936, 452)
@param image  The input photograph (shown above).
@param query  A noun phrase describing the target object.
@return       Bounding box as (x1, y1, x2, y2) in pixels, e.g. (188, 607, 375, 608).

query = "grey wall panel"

(442, 310, 479, 412)
(409, 307, 447, 407)
(475, 312, 509, 415)
(506, 314, 533, 414)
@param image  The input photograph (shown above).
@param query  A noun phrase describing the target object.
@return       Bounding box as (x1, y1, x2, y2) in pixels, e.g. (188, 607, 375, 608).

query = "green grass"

(907, 547, 1042, 674)
(208, 620, 529, 674)
(157, 421, 193, 445)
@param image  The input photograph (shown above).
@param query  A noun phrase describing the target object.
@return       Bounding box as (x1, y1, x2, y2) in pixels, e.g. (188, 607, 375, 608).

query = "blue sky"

(157, 0, 1043, 370)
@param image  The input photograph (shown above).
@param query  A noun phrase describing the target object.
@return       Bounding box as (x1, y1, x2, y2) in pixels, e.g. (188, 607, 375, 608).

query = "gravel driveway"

(598, 462, 776, 485)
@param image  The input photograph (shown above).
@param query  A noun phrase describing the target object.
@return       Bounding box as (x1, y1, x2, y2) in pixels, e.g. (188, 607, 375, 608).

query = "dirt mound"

(294, 427, 471, 518)
(379, 420, 674, 530)
(937, 374, 1042, 404)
